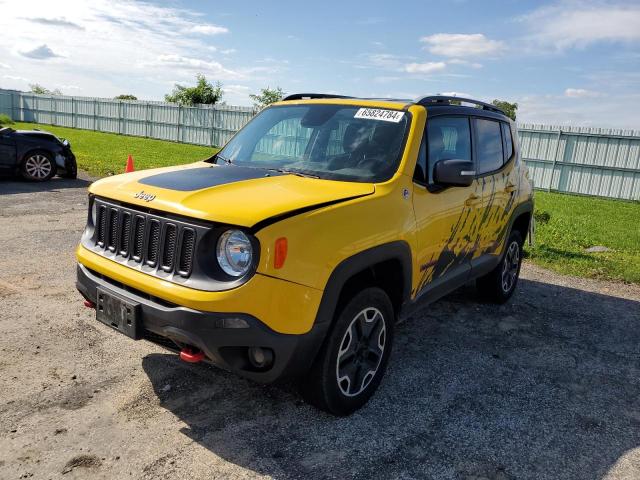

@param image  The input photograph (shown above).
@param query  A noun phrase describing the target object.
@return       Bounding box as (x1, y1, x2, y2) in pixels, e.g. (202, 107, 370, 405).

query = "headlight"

(216, 229, 253, 277)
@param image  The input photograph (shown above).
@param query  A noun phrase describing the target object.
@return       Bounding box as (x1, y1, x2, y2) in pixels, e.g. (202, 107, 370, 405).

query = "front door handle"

(505, 182, 516, 193)
(464, 193, 481, 207)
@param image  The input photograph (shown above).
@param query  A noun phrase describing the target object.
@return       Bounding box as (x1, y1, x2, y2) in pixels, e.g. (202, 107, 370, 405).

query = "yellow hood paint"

(89, 161, 375, 227)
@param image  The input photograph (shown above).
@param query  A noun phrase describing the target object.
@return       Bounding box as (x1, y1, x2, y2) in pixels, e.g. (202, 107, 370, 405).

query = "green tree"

(492, 99, 518, 121)
(164, 74, 223, 106)
(29, 83, 62, 95)
(115, 94, 138, 101)
(250, 86, 284, 110)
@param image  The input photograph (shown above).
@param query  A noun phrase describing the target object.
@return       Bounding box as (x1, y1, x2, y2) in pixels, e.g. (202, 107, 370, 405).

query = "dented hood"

(89, 162, 375, 227)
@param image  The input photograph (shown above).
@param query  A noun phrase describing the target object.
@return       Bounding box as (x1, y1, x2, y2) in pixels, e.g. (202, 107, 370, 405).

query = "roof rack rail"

(415, 95, 504, 114)
(282, 93, 354, 101)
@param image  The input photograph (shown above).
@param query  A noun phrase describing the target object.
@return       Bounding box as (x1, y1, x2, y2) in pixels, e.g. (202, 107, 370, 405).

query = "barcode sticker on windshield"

(354, 108, 405, 123)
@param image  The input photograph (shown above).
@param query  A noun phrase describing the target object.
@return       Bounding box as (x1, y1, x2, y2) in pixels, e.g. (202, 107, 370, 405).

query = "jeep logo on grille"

(134, 190, 156, 202)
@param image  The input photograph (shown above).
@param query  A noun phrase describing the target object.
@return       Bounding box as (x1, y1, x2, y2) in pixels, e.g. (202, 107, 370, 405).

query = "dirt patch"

(1, 175, 639, 480)
(62, 454, 102, 475)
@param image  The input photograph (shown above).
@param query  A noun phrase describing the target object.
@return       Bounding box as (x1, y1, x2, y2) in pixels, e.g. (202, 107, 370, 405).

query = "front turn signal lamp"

(274, 237, 288, 269)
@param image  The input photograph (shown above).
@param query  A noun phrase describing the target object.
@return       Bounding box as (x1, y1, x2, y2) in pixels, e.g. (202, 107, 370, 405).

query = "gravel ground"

(1, 176, 639, 480)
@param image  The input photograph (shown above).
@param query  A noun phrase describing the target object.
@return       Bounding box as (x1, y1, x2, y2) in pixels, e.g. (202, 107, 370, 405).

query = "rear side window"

(502, 122, 513, 163)
(474, 118, 503, 174)
(425, 116, 471, 183)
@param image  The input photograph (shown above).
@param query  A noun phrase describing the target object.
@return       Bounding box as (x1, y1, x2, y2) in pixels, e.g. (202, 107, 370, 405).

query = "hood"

(17, 129, 53, 136)
(16, 129, 64, 144)
(89, 162, 375, 227)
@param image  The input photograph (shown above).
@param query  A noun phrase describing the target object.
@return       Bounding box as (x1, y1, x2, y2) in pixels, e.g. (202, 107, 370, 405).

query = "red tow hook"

(84, 299, 96, 309)
(179, 347, 205, 363)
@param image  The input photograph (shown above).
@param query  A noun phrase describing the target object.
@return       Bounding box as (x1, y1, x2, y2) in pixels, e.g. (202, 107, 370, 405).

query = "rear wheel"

(301, 287, 394, 415)
(21, 151, 55, 182)
(477, 230, 523, 303)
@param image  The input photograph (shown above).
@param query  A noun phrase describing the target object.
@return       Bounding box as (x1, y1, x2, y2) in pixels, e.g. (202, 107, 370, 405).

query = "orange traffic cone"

(125, 154, 135, 173)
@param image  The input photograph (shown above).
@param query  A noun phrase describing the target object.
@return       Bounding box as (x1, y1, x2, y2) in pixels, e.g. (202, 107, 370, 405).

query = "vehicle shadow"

(0, 176, 92, 195)
(141, 279, 640, 480)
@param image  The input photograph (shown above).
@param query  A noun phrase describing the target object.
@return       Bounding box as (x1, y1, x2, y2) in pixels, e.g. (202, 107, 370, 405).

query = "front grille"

(132, 215, 145, 261)
(107, 208, 118, 252)
(146, 219, 161, 267)
(97, 205, 107, 247)
(161, 224, 177, 272)
(119, 212, 131, 256)
(92, 199, 199, 279)
(178, 228, 195, 276)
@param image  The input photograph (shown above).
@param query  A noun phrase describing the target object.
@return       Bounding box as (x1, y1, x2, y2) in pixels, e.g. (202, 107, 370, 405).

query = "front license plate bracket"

(95, 287, 140, 339)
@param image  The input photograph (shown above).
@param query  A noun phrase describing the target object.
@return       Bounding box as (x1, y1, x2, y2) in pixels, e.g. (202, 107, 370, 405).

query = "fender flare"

(314, 240, 413, 326)
(506, 200, 534, 243)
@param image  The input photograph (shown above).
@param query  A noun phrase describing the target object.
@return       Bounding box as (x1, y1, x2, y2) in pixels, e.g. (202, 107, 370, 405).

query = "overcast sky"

(1, 0, 639, 128)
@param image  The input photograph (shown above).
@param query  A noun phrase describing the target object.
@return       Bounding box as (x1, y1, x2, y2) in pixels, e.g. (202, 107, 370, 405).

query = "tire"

(477, 230, 524, 303)
(301, 287, 394, 415)
(21, 151, 55, 182)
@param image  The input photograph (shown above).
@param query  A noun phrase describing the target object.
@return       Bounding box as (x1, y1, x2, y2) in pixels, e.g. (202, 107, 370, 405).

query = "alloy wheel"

(25, 154, 52, 179)
(336, 307, 386, 397)
(501, 240, 520, 293)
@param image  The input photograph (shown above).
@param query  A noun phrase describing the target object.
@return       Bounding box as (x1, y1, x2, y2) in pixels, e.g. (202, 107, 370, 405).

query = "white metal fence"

(1, 88, 638, 200)
(518, 124, 640, 200)
(0, 88, 254, 147)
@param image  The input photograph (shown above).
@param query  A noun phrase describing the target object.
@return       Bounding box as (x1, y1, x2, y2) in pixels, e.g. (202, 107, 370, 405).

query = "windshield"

(213, 104, 410, 182)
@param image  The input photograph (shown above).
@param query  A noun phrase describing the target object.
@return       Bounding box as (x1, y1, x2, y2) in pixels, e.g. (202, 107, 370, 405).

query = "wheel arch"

(507, 200, 534, 244)
(314, 241, 413, 327)
(20, 147, 54, 165)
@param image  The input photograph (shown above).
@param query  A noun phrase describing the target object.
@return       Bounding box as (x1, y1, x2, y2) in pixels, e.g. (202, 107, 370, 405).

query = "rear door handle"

(464, 193, 481, 206)
(505, 182, 516, 193)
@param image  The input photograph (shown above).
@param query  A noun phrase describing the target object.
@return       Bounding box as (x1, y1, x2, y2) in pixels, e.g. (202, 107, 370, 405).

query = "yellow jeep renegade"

(76, 94, 533, 415)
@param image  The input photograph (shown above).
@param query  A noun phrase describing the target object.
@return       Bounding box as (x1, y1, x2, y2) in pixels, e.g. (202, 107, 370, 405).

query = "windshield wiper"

(272, 168, 320, 179)
(213, 153, 233, 165)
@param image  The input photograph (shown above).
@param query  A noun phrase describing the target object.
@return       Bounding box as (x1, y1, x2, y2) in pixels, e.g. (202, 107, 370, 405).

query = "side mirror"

(433, 159, 475, 187)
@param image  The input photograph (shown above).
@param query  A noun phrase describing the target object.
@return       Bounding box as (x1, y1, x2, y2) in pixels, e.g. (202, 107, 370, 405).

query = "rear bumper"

(76, 263, 329, 383)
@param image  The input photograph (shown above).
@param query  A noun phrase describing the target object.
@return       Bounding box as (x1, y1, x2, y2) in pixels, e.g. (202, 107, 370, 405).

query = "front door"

(0, 130, 17, 169)
(412, 115, 482, 299)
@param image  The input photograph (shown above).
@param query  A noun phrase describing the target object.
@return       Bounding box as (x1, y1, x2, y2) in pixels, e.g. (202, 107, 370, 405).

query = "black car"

(0, 127, 77, 181)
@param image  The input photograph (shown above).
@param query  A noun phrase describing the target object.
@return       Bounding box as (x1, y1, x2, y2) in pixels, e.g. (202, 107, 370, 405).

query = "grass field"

(6, 122, 640, 283)
(10, 122, 217, 177)
(526, 192, 640, 284)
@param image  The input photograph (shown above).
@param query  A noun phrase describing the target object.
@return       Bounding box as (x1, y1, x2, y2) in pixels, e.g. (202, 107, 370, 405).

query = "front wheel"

(301, 287, 394, 415)
(477, 230, 524, 303)
(21, 151, 55, 182)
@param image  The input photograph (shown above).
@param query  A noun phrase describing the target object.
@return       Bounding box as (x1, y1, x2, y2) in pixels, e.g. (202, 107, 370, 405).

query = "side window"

(425, 116, 471, 184)
(474, 118, 503, 174)
(501, 122, 514, 163)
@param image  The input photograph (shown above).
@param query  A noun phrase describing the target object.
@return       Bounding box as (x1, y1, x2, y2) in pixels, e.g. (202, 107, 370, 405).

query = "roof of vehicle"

(276, 93, 508, 118)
